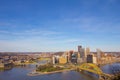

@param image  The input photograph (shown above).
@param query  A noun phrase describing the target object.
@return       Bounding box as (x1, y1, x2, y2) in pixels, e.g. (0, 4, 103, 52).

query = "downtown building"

(77, 45, 85, 63)
(77, 45, 90, 63)
(86, 54, 97, 64)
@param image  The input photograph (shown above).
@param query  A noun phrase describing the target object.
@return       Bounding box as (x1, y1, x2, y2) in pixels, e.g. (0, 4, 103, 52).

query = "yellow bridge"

(77, 63, 113, 80)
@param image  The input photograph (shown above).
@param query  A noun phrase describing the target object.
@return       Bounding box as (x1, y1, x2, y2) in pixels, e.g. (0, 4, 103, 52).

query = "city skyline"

(0, 0, 120, 52)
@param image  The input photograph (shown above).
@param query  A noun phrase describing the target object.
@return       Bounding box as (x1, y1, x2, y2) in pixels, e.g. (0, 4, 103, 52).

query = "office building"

(87, 54, 97, 64)
(71, 52, 77, 63)
(97, 49, 101, 59)
(85, 47, 90, 58)
(52, 55, 59, 64)
(68, 50, 74, 62)
(78, 46, 85, 58)
(77, 45, 85, 63)
(59, 56, 67, 64)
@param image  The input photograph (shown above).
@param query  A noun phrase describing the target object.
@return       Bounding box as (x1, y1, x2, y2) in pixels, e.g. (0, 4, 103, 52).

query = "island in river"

(28, 63, 76, 76)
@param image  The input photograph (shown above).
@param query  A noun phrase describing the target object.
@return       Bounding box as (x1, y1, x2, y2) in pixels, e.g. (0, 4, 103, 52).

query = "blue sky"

(0, 0, 120, 52)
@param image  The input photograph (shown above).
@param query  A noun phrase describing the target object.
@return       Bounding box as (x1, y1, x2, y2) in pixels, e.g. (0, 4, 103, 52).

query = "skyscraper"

(68, 50, 74, 62)
(78, 46, 85, 58)
(96, 49, 101, 59)
(96, 49, 103, 64)
(85, 47, 90, 58)
(78, 46, 82, 52)
(77, 45, 85, 63)
(87, 54, 97, 64)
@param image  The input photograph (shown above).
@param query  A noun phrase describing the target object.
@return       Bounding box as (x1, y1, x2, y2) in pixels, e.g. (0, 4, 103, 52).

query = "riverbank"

(27, 68, 75, 76)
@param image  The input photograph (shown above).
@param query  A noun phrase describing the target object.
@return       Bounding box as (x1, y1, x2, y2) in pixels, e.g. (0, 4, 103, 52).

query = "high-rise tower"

(85, 47, 90, 58)
(77, 45, 85, 63)
(78, 45, 85, 58)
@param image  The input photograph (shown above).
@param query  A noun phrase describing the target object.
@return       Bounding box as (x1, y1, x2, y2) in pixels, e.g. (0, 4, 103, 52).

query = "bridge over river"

(0, 63, 120, 80)
(76, 63, 115, 80)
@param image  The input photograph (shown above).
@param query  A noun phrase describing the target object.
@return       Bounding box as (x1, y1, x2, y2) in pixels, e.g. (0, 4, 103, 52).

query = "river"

(0, 63, 120, 80)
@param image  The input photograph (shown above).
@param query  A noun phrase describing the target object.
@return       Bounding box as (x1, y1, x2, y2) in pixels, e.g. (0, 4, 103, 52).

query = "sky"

(0, 0, 120, 52)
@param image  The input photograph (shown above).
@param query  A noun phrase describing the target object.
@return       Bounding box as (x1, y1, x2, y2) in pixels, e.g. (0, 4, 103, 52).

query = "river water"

(0, 63, 120, 80)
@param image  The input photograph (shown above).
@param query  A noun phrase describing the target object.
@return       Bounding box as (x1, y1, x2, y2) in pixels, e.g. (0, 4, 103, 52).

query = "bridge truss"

(77, 63, 113, 80)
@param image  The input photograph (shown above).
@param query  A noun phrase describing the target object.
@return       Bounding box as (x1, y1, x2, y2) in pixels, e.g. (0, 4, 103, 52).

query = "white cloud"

(0, 28, 81, 52)
(0, 37, 81, 52)
(0, 29, 62, 40)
